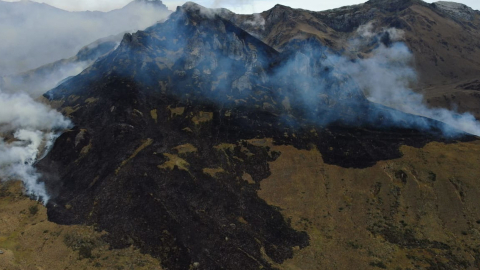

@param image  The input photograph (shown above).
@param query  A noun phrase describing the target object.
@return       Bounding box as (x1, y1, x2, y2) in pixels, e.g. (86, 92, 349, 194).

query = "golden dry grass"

(0, 181, 163, 270)
(257, 139, 480, 269)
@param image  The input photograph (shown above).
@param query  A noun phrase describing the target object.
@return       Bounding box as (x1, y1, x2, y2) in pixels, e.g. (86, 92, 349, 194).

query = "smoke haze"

(0, 0, 168, 202)
(5, 2, 480, 203)
(172, 6, 480, 137)
(0, 0, 171, 76)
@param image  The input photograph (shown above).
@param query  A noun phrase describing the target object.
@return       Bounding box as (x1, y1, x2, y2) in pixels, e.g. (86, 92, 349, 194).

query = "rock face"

(36, 2, 479, 270)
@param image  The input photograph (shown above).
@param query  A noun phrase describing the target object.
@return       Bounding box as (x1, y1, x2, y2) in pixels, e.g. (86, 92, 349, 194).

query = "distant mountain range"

(0, 33, 123, 97)
(0, 0, 171, 76)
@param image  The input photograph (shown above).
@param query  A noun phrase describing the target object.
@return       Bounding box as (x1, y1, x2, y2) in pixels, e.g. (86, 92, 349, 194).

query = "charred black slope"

(39, 3, 471, 270)
(41, 5, 309, 270)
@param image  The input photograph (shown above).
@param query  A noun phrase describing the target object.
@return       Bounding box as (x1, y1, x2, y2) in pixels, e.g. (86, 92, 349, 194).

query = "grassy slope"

(257, 139, 480, 269)
(0, 181, 163, 270)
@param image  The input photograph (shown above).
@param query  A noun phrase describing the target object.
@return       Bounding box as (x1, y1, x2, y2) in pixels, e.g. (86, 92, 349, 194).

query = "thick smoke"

(0, 90, 71, 202)
(0, 0, 167, 203)
(261, 20, 480, 136)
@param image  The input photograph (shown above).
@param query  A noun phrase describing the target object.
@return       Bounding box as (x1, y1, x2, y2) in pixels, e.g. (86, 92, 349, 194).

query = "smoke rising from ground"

(0, 90, 71, 202)
(330, 42, 480, 136)
(0, 0, 169, 203)
(122, 6, 480, 137)
(330, 24, 480, 136)
(267, 20, 480, 136)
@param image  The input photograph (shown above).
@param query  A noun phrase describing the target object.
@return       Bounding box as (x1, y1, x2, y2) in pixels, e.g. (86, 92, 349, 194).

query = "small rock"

(0, 250, 4, 254)
(193, 262, 200, 268)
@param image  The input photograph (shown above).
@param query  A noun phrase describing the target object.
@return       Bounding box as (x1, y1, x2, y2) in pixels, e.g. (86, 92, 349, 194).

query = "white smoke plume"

(328, 24, 480, 136)
(0, 90, 71, 203)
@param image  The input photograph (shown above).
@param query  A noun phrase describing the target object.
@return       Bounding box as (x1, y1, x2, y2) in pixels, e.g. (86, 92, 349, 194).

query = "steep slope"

(35, 3, 477, 270)
(231, 0, 480, 118)
(40, 5, 309, 270)
(0, 0, 170, 76)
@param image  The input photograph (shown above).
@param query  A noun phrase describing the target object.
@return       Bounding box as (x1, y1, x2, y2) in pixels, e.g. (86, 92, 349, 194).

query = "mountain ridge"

(228, 0, 480, 119)
(1, 1, 480, 269)
(35, 3, 479, 269)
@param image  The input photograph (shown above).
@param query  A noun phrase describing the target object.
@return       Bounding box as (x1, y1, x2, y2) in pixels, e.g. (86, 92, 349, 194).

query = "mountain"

(0, 0, 171, 76)
(0, 34, 123, 97)
(23, 2, 480, 270)
(1, 1, 480, 270)
(230, 0, 480, 118)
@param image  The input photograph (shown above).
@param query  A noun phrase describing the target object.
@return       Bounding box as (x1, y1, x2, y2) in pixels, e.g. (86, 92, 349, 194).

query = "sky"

(3, 0, 480, 13)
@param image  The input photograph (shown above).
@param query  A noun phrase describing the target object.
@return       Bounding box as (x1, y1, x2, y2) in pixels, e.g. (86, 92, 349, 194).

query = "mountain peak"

(179, 1, 233, 18)
(179, 1, 209, 13)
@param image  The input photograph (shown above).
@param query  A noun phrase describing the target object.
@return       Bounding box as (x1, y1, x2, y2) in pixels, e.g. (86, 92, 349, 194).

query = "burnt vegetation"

(36, 2, 478, 270)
